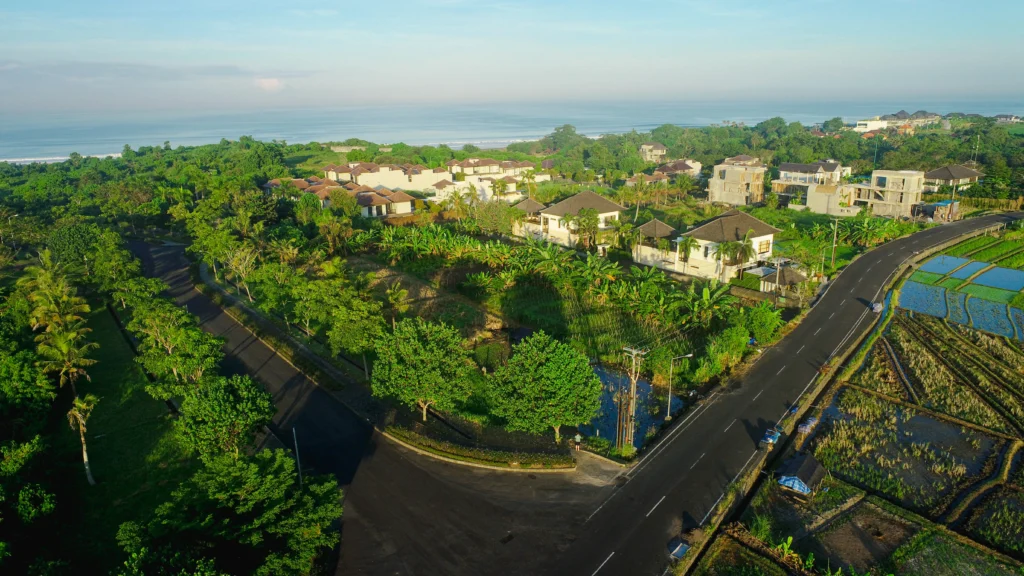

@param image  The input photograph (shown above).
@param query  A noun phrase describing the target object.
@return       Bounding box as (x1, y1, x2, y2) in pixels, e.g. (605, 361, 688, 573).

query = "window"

(758, 240, 771, 254)
(718, 170, 726, 180)
(876, 176, 887, 188)
(704, 245, 711, 258)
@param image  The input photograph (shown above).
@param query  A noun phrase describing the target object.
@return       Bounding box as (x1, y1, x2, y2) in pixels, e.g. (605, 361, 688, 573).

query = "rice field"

(970, 241, 1024, 263)
(942, 235, 999, 257)
(910, 270, 944, 285)
(920, 255, 970, 275)
(960, 284, 1018, 304)
(973, 267, 1024, 291)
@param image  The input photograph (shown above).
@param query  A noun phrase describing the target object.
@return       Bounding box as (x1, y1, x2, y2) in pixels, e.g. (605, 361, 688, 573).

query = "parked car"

(667, 537, 690, 562)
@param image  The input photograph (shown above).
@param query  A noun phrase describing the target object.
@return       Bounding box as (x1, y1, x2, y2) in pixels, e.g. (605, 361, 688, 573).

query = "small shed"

(777, 453, 825, 496)
(636, 218, 678, 241)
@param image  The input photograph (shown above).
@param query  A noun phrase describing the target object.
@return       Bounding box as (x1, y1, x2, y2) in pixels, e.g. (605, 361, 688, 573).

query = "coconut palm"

(384, 281, 411, 330)
(712, 242, 737, 282)
(491, 178, 508, 198)
(676, 235, 700, 275)
(734, 229, 757, 267)
(36, 321, 98, 397)
(67, 393, 99, 486)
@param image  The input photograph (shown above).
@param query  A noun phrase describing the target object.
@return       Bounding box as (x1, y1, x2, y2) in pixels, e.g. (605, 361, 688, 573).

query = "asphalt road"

(129, 242, 616, 576)
(550, 212, 1023, 576)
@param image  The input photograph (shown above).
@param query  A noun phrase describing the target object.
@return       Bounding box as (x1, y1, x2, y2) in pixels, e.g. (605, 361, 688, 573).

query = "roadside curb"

(379, 429, 576, 473)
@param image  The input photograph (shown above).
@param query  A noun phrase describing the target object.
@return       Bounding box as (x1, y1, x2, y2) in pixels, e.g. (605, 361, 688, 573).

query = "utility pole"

(619, 346, 648, 450)
(292, 427, 303, 489)
(666, 353, 694, 421)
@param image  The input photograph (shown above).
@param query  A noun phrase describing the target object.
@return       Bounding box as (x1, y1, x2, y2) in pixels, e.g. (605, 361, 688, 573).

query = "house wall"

(805, 185, 862, 217)
(388, 201, 414, 215)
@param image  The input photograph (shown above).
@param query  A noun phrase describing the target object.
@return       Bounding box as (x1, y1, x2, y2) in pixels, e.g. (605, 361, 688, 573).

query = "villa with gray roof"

(514, 190, 625, 248)
(923, 165, 984, 193)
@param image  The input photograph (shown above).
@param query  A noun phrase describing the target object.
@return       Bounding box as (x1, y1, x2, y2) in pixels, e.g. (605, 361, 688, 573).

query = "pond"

(973, 267, 1024, 291)
(579, 365, 686, 449)
(919, 255, 969, 275)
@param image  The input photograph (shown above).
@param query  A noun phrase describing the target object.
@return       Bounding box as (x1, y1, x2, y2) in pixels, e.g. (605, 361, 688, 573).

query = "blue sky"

(2, 0, 1022, 112)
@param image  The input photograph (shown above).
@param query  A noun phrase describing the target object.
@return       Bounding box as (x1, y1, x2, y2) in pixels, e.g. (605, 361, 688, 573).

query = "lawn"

(730, 272, 762, 290)
(283, 147, 347, 174)
(49, 307, 197, 572)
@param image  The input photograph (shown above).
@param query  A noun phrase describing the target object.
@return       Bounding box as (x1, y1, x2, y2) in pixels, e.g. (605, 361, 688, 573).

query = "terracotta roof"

(321, 178, 339, 186)
(433, 167, 447, 173)
(539, 191, 625, 217)
(762, 267, 807, 286)
(637, 218, 678, 239)
(683, 210, 780, 243)
(351, 185, 376, 194)
(726, 154, 756, 162)
(343, 182, 359, 190)
(433, 179, 455, 189)
(333, 165, 353, 173)
(513, 198, 546, 213)
(924, 165, 984, 180)
(356, 193, 390, 207)
(290, 179, 310, 190)
(312, 187, 341, 200)
(308, 175, 322, 182)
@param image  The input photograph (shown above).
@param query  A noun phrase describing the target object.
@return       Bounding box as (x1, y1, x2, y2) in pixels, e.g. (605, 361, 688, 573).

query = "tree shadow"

(741, 416, 774, 450)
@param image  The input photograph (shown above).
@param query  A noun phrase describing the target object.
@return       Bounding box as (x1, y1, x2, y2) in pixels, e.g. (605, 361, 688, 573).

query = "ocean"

(1, 99, 1021, 163)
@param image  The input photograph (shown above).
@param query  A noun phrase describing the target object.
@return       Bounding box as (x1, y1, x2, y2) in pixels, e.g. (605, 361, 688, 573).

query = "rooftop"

(539, 190, 626, 218)
(924, 165, 985, 180)
(683, 210, 780, 243)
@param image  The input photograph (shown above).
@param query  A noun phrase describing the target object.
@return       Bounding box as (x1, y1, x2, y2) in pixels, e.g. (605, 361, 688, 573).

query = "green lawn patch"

(970, 241, 1024, 263)
(51, 307, 197, 572)
(960, 284, 1017, 304)
(938, 278, 964, 290)
(730, 273, 762, 290)
(910, 271, 944, 285)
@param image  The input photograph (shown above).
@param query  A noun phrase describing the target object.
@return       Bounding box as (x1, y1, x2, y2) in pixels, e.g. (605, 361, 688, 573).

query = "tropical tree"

(370, 318, 473, 421)
(35, 320, 98, 397)
(227, 244, 259, 302)
(711, 242, 736, 282)
(734, 229, 757, 267)
(326, 296, 385, 378)
(117, 450, 342, 576)
(676, 235, 700, 275)
(489, 332, 602, 443)
(384, 281, 411, 330)
(574, 208, 601, 249)
(491, 178, 508, 198)
(176, 375, 275, 461)
(67, 394, 99, 486)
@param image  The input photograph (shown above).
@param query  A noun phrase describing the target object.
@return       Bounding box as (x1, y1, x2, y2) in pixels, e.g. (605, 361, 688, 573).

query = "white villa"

(324, 162, 448, 191)
(513, 191, 625, 248)
(355, 188, 416, 219)
(668, 210, 780, 280)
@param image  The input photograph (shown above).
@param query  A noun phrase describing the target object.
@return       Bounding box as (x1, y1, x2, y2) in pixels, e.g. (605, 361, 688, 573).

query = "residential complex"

(707, 155, 767, 206)
(799, 169, 925, 218)
(676, 210, 779, 280)
(657, 159, 703, 180)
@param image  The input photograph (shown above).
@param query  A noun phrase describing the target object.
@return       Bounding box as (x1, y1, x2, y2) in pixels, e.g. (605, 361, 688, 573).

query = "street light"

(666, 353, 694, 421)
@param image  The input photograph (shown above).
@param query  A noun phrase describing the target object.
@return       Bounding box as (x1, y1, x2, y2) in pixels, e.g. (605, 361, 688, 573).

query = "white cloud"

(255, 78, 283, 92)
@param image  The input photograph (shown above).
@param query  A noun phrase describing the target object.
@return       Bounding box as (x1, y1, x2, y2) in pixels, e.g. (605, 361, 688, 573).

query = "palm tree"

(492, 179, 508, 199)
(734, 229, 757, 267)
(522, 170, 538, 199)
(712, 242, 737, 282)
(444, 188, 472, 221)
(676, 235, 700, 275)
(385, 281, 411, 329)
(36, 321, 98, 397)
(30, 280, 90, 332)
(67, 394, 99, 486)
(574, 208, 601, 250)
(632, 177, 648, 222)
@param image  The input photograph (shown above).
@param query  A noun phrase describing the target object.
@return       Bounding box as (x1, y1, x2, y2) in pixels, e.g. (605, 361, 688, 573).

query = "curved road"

(132, 213, 1019, 576)
(550, 212, 1022, 576)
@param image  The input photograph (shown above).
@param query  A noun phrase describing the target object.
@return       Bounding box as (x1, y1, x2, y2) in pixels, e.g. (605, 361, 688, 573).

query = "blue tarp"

(779, 476, 811, 495)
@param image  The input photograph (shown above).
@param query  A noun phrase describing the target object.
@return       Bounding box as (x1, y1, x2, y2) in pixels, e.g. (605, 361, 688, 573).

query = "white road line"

(628, 397, 717, 478)
(724, 419, 736, 433)
(646, 495, 667, 517)
(689, 452, 706, 470)
(701, 493, 725, 525)
(796, 345, 804, 354)
(828, 312, 835, 319)
(731, 451, 760, 484)
(592, 552, 615, 576)
(753, 390, 763, 401)
(776, 365, 786, 375)
(814, 327, 821, 335)
(841, 298, 847, 306)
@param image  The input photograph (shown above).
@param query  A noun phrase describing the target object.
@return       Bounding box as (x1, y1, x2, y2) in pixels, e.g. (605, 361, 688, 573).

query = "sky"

(2, 0, 1023, 113)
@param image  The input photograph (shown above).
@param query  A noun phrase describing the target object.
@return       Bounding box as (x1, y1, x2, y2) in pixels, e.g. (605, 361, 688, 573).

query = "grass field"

(691, 533, 787, 576)
(50, 307, 197, 572)
(910, 271, 944, 285)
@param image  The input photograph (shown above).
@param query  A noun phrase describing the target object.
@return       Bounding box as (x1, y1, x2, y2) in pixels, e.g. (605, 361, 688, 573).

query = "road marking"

(857, 277, 862, 283)
(828, 312, 835, 319)
(701, 493, 725, 525)
(592, 552, 614, 576)
(814, 327, 821, 335)
(731, 451, 760, 484)
(841, 298, 847, 306)
(689, 453, 706, 470)
(753, 390, 763, 401)
(646, 495, 667, 517)
(626, 396, 718, 480)
(796, 345, 804, 354)
(724, 419, 736, 432)
(776, 365, 786, 375)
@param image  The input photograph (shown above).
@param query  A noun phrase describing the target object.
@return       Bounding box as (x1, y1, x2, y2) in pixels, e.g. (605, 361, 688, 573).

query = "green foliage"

(118, 450, 342, 576)
(489, 331, 603, 442)
(176, 375, 276, 461)
(371, 318, 474, 420)
(744, 301, 783, 344)
(47, 222, 98, 268)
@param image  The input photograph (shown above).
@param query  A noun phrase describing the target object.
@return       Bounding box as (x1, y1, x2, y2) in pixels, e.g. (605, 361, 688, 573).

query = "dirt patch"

(804, 502, 919, 573)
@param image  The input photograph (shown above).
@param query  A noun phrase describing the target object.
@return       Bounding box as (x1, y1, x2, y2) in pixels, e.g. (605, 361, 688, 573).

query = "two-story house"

(513, 191, 624, 248)
(657, 159, 703, 180)
(677, 210, 780, 280)
(923, 165, 984, 193)
(707, 155, 768, 206)
(356, 188, 416, 219)
(639, 142, 668, 163)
